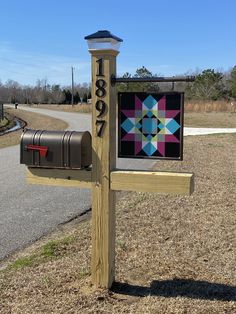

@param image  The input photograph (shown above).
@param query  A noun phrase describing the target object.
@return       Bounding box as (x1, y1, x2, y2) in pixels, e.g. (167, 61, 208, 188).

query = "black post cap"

(84, 30, 123, 42)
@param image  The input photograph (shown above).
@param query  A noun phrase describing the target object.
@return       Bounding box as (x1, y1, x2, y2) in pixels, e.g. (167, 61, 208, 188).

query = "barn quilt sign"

(118, 92, 184, 160)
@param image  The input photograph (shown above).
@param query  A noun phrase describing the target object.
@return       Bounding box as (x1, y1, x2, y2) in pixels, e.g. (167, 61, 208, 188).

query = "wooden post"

(89, 49, 118, 288)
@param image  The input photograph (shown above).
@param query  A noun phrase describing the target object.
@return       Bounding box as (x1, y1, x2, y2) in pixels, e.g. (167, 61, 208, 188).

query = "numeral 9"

(96, 100, 106, 117)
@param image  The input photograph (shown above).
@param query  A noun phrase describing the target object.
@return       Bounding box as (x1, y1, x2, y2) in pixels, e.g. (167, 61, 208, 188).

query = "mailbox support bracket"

(27, 167, 92, 188)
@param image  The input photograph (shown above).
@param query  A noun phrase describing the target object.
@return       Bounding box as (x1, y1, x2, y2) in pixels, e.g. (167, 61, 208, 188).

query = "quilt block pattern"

(118, 92, 183, 160)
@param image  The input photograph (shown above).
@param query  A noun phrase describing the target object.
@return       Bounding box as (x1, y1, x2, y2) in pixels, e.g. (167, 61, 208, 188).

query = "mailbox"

(20, 129, 92, 169)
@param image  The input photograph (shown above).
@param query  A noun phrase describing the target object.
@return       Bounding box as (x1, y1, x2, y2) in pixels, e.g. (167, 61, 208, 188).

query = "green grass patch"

(10, 256, 35, 269)
(40, 235, 76, 258)
(41, 240, 60, 257)
(116, 240, 127, 251)
(7, 235, 76, 271)
(79, 267, 90, 278)
(0, 118, 9, 128)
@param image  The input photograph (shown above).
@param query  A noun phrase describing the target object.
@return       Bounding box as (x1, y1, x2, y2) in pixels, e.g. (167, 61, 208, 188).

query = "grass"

(32, 100, 236, 115)
(8, 236, 76, 271)
(185, 100, 236, 112)
(0, 118, 9, 128)
(10, 256, 35, 269)
(31, 103, 92, 113)
(41, 236, 75, 258)
(0, 106, 235, 313)
(0, 113, 15, 132)
(0, 132, 235, 313)
(41, 241, 61, 258)
(79, 267, 90, 278)
(116, 240, 127, 251)
(184, 112, 236, 128)
(22, 103, 236, 128)
(31, 100, 236, 114)
(2, 105, 235, 141)
(0, 108, 68, 148)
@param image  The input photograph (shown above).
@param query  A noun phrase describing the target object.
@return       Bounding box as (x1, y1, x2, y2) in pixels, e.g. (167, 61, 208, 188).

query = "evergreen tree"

(187, 69, 224, 100)
(229, 66, 236, 99)
(117, 72, 132, 92)
(82, 93, 88, 103)
(87, 91, 92, 99)
(63, 89, 72, 104)
(134, 66, 153, 92)
(117, 66, 159, 92)
(134, 66, 152, 78)
(74, 91, 80, 104)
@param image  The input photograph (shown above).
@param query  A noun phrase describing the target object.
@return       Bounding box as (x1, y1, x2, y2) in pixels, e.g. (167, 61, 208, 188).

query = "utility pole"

(71, 66, 75, 106)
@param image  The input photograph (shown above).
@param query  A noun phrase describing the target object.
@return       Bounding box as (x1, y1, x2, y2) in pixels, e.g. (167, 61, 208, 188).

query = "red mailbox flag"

(26, 145, 48, 157)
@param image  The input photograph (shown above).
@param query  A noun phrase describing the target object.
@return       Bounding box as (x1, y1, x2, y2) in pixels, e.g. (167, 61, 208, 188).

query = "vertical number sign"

(95, 59, 106, 137)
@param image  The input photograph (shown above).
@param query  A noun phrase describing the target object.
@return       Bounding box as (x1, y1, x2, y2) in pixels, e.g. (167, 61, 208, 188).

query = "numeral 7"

(96, 120, 106, 137)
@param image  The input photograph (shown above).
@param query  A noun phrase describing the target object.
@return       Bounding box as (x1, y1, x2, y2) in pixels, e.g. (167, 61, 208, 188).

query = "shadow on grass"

(111, 279, 236, 301)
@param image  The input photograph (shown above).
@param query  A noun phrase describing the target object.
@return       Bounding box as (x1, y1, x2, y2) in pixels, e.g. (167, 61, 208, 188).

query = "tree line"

(0, 66, 236, 104)
(0, 79, 91, 105)
(117, 66, 236, 101)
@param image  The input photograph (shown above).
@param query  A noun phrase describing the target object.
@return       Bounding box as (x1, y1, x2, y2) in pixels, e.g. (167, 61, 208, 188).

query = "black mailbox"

(20, 129, 92, 169)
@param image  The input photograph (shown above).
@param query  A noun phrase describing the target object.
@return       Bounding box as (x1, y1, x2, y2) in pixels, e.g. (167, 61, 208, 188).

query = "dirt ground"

(0, 131, 235, 313)
(0, 108, 68, 149)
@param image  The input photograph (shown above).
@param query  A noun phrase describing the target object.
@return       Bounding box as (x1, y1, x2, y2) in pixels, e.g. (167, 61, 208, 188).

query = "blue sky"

(0, 0, 235, 86)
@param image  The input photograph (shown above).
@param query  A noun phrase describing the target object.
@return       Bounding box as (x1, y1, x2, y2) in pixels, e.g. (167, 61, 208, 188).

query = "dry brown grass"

(185, 100, 236, 113)
(25, 103, 236, 129)
(184, 112, 236, 128)
(33, 101, 235, 114)
(31, 103, 92, 113)
(0, 108, 68, 149)
(0, 132, 235, 313)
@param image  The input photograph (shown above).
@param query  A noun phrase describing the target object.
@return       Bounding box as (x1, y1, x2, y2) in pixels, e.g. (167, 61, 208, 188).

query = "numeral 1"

(96, 58, 104, 77)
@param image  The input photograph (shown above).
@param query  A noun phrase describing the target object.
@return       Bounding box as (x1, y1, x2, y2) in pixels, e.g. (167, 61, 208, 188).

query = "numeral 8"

(95, 79, 106, 97)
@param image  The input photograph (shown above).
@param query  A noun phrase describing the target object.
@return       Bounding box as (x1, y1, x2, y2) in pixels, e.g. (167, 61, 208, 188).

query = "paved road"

(0, 105, 156, 261)
(1, 105, 236, 261)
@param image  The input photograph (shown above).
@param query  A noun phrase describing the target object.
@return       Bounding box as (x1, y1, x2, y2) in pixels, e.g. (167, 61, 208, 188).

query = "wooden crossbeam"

(27, 167, 92, 188)
(111, 170, 194, 195)
(27, 167, 194, 196)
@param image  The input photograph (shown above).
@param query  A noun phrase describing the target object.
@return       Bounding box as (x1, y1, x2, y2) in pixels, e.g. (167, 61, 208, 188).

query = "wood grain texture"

(111, 170, 194, 195)
(90, 50, 118, 288)
(27, 167, 92, 188)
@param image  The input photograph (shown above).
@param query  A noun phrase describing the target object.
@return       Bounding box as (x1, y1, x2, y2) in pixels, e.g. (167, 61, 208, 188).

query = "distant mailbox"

(20, 129, 92, 169)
